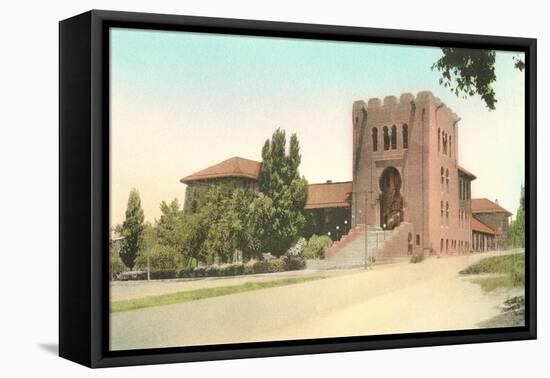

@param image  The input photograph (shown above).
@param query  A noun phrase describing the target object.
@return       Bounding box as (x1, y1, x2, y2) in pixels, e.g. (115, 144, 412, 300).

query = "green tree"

(432, 48, 524, 110)
(176, 184, 276, 264)
(135, 223, 183, 271)
(507, 185, 525, 248)
(242, 192, 273, 260)
(109, 250, 125, 279)
(118, 189, 145, 269)
(258, 129, 308, 256)
(156, 198, 185, 249)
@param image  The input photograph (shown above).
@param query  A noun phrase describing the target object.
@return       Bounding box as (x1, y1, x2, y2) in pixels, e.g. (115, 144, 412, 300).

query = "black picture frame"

(59, 9, 537, 368)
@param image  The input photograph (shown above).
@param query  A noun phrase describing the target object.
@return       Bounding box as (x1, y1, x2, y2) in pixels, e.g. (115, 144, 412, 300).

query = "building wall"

(458, 172, 473, 252)
(472, 212, 509, 249)
(183, 177, 258, 213)
(352, 91, 472, 255)
(303, 207, 352, 241)
(472, 231, 495, 252)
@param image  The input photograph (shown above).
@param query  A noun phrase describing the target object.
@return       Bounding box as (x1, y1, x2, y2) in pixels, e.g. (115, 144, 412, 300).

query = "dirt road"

(110, 251, 523, 350)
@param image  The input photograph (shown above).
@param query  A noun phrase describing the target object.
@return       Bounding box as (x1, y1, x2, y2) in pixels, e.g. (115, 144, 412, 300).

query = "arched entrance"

(379, 166, 403, 230)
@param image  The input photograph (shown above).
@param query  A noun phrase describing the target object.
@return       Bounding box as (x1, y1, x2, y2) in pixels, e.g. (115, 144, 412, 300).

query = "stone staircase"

(306, 222, 413, 270)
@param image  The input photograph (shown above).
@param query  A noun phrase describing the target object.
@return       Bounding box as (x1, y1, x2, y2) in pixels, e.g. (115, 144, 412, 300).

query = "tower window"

(383, 126, 390, 150)
(402, 124, 409, 149)
(372, 127, 378, 152)
(391, 125, 397, 149)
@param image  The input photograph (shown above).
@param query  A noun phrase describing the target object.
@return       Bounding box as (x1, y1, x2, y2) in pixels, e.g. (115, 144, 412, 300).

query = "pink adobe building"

(351, 91, 476, 255)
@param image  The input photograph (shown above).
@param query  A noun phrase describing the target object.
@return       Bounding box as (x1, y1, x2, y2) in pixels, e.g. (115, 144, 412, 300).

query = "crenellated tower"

(351, 91, 471, 255)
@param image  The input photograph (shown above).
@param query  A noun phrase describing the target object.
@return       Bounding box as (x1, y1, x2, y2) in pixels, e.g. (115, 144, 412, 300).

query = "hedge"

(114, 256, 306, 281)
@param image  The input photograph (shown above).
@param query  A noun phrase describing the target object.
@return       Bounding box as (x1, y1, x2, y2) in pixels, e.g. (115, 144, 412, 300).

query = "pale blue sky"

(110, 27, 525, 225)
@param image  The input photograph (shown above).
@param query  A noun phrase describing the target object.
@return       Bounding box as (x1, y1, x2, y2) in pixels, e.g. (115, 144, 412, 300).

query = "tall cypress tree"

(119, 189, 145, 269)
(258, 129, 308, 255)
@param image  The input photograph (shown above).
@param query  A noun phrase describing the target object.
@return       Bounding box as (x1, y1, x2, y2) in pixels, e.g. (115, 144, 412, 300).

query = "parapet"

(355, 91, 459, 123)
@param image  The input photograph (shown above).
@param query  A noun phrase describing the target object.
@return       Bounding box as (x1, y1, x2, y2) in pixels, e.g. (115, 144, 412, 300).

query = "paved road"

(110, 251, 523, 351)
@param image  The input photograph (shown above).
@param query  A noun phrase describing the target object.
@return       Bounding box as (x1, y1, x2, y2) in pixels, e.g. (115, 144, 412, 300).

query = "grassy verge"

(111, 275, 326, 313)
(459, 253, 524, 292)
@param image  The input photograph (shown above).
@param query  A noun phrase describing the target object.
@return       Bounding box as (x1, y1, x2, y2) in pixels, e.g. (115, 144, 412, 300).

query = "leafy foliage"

(432, 48, 497, 110)
(303, 234, 332, 259)
(432, 49, 525, 111)
(118, 189, 145, 269)
(112, 129, 309, 278)
(460, 253, 524, 291)
(109, 251, 126, 279)
(410, 254, 424, 263)
(156, 199, 185, 250)
(258, 129, 308, 256)
(507, 185, 525, 248)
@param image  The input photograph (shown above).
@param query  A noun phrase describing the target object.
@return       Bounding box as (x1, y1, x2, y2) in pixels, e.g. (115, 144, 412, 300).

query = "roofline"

(180, 173, 258, 184)
(471, 218, 498, 235)
(458, 165, 476, 180)
(471, 197, 513, 216)
(308, 181, 353, 186)
(180, 156, 261, 184)
(305, 203, 351, 210)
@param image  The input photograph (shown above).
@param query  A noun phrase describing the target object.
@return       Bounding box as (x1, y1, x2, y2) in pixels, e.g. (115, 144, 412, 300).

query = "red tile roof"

(305, 181, 353, 209)
(458, 165, 476, 180)
(181, 157, 354, 210)
(471, 198, 512, 216)
(180, 157, 261, 183)
(471, 217, 497, 235)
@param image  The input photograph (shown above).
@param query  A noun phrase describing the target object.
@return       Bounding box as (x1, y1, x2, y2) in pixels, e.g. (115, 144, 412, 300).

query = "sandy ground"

(110, 251, 524, 351)
(110, 269, 348, 302)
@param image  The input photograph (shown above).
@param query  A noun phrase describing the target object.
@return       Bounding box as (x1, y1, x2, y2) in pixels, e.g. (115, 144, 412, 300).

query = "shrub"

(268, 258, 287, 272)
(410, 254, 424, 263)
(244, 259, 257, 275)
(303, 234, 332, 259)
(149, 269, 178, 280)
(135, 244, 183, 272)
(286, 238, 306, 257)
(140, 257, 307, 280)
(178, 268, 193, 278)
(110, 252, 126, 280)
(117, 270, 147, 281)
(251, 260, 272, 274)
(193, 266, 207, 277)
(460, 253, 524, 276)
(285, 255, 307, 271)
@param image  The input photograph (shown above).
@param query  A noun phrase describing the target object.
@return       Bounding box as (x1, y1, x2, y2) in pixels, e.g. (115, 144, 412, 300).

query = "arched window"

(445, 168, 449, 189)
(391, 125, 397, 149)
(441, 167, 445, 185)
(440, 200, 444, 222)
(446, 239, 449, 252)
(383, 126, 390, 150)
(438, 128, 441, 152)
(449, 136, 452, 157)
(442, 132, 447, 154)
(440, 239, 444, 252)
(402, 124, 409, 149)
(446, 201, 449, 221)
(372, 127, 378, 152)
